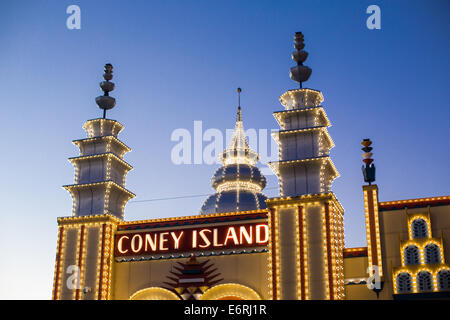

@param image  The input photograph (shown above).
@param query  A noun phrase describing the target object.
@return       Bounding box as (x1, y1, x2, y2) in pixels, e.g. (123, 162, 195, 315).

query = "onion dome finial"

(95, 63, 116, 118)
(361, 139, 376, 184)
(289, 32, 312, 88)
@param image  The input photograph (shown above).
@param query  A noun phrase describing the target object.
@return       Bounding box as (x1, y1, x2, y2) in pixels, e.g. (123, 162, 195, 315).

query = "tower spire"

(290, 32, 312, 88)
(95, 63, 116, 119)
(237, 87, 242, 122)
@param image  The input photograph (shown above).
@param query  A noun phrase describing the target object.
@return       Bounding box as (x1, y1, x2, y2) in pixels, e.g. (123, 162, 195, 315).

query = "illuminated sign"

(115, 222, 269, 257)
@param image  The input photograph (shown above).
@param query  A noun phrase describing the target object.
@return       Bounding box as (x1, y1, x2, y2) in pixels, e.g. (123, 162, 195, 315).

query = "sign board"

(115, 222, 269, 257)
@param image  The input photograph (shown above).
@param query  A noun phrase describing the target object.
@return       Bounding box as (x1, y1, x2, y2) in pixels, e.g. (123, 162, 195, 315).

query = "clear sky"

(0, 0, 448, 299)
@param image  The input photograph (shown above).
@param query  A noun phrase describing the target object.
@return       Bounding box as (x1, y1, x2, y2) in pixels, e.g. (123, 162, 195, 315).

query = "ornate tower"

(52, 64, 134, 300)
(200, 89, 268, 215)
(266, 33, 344, 300)
(269, 32, 338, 196)
(63, 64, 135, 219)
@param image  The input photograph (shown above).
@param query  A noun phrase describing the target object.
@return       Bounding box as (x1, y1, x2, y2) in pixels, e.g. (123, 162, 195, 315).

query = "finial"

(95, 63, 116, 118)
(289, 32, 312, 88)
(361, 139, 376, 184)
(237, 87, 242, 122)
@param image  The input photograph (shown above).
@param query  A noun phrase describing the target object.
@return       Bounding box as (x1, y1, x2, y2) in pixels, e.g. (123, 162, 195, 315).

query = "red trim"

(297, 206, 306, 300)
(98, 224, 106, 300)
(75, 225, 85, 300)
(270, 208, 278, 300)
(52, 226, 65, 300)
(324, 203, 334, 300)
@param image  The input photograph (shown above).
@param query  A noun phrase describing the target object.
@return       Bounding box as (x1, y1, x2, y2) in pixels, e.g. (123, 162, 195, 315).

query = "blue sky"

(0, 0, 448, 299)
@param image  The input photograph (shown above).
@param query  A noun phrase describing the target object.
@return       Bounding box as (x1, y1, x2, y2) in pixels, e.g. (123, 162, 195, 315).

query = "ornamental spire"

(289, 32, 312, 88)
(200, 89, 267, 215)
(237, 87, 242, 122)
(95, 63, 116, 118)
(361, 138, 376, 185)
(220, 88, 258, 166)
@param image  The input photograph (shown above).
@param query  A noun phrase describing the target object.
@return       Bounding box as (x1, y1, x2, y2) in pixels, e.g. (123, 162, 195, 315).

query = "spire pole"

(237, 87, 242, 121)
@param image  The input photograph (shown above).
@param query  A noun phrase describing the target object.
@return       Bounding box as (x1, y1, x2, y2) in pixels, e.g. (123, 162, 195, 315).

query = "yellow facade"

(52, 184, 450, 301)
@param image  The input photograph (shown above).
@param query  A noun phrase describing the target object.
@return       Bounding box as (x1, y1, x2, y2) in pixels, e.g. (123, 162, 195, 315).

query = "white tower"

(63, 64, 135, 219)
(269, 32, 339, 196)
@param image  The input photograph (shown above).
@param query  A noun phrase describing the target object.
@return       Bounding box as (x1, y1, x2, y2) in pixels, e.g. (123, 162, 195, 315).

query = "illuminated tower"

(269, 32, 339, 196)
(52, 64, 134, 300)
(63, 64, 135, 219)
(200, 88, 268, 214)
(266, 33, 344, 300)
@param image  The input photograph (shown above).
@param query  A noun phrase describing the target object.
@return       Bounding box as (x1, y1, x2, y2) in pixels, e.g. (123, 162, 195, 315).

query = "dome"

(211, 164, 267, 190)
(200, 191, 268, 215)
(199, 100, 268, 215)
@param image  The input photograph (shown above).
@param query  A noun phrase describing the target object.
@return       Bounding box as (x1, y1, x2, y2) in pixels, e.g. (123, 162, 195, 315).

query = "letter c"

(117, 235, 129, 254)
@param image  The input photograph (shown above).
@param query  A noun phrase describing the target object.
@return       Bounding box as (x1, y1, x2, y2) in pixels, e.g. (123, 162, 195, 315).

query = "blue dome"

(200, 190, 268, 215)
(211, 164, 267, 190)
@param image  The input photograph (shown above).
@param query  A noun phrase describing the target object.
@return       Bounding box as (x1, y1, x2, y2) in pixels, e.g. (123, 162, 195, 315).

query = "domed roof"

(200, 191, 268, 215)
(211, 164, 267, 190)
(199, 96, 268, 215)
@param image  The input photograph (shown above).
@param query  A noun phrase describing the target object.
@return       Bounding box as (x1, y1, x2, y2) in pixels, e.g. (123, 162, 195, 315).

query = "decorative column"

(267, 32, 344, 300)
(52, 64, 134, 300)
(361, 139, 383, 279)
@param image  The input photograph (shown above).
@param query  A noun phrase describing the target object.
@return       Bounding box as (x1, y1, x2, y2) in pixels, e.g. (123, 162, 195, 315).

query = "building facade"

(52, 33, 450, 300)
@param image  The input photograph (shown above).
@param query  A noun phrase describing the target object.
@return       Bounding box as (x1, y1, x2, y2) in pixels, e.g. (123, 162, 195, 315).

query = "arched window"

(396, 273, 413, 293)
(437, 270, 450, 291)
(404, 245, 420, 265)
(411, 219, 428, 239)
(417, 271, 433, 292)
(424, 244, 441, 264)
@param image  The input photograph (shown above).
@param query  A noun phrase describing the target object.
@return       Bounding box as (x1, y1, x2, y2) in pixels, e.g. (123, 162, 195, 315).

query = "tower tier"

(69, 153, 132, 187)
(279, 88, 323, 110)
(269, 157, 338, 196)
(272, 126, 334, 160)
(273, 106, 330, 130)
(64, 181, 134, 218)
(73, 135, 130, 158)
